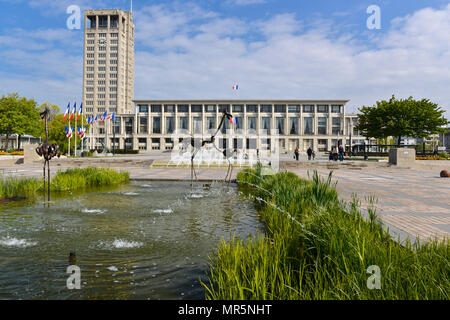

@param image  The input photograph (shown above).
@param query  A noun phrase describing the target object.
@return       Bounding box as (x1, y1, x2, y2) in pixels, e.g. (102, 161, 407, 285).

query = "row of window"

(85, 94, 117, 99)
(86, 66, 118, 71)
(86, 80, 118, 86)
(138, 104, 344, 114)
(86, 73, 118, 78)
(87, 46, 118, 51)
(102, 116, 344, 136)
(86, 100, 117, 105)
(87, 33, 119, 38)
(86, 60, 118, 65)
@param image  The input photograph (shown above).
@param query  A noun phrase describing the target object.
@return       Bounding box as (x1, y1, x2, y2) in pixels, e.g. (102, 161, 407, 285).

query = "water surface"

(0, 181, 262, 300)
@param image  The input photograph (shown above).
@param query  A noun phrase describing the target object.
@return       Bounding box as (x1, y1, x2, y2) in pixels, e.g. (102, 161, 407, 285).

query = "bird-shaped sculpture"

(35, 107, 60, 202)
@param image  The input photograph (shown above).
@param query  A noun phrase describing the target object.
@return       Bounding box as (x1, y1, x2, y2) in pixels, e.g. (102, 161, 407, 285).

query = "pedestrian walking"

(294, 146, 299, 161)
(307, 147, 312, 161)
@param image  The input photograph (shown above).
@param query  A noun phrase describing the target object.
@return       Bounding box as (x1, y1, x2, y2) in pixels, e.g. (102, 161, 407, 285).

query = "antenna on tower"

(130, 0, 133, 13)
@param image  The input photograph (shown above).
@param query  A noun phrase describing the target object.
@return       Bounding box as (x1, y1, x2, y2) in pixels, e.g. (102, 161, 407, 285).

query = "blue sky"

(0, 0, 449, 117)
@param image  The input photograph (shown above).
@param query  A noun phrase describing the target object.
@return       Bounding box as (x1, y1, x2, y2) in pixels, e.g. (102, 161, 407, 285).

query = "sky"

(0, 0, 449, 117)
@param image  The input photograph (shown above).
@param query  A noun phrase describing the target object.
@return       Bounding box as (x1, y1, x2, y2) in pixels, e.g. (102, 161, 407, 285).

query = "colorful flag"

(87, 116, 91, 125)
(63, 103, 70, 121)
(100, 111, 107, 123)
(94, 115, 98, 123)
(67, 126, 73, 138)
(232, 84, 239, 90)
(106, 112, 115, 120)
(76, 103, 83, 121)
(69, 102, 76, 121)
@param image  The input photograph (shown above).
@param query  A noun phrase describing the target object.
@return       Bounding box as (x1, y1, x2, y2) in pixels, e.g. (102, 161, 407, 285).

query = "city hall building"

(83, 9, 365, 154)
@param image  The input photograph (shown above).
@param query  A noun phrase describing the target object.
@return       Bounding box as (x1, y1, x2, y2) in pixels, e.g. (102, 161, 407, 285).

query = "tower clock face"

(98, 39, 107, 47)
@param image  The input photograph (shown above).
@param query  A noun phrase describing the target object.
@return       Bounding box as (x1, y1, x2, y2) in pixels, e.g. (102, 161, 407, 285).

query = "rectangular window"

(109, 101, 117, 105)
(111, 33, 118, 38)
(260, 105, 272, 113)
(193, 117, 202, 133)
(110, 53, 118, 58)
(86, 94, 94, 99)
(87, 46, 95, 51)
(86, 67, 94, 72)
(276, 117, 284, 135)
(98, 53, 106, 58)
(246, 105, 258, 113)
(86, 87, 94, 92)
(86, 73, 94, 78)
(275, 105, 286, 113)
(232, 105, 244, 113)
(110, 80, 117, 85)
(317, 105, 328, 113)
(98, 73, 106, 78)
(177, 105, 189, 113)
(248, 117, 257, 131)
(191, 105, 202, 113)
(87, 53, 94, 58)
(86, 101, 94, 105)
(86, 60, 94, 65)
(110, 60, 118, 65)
(87, 33, 95, 38)
(98, 67, 106, 71)
(331, 105, 342, 113)
(332, 118, 341, 135)
(110, 15, 118, 29)
(98, 80, 106, 85)
(303, 105, 314, 113)
(139, 117, 148, 134)
(110, 87, 117, 91)
(179, 117, 188, 130)
(151, 105, 162, 113)
(99, 33, 106, 38)
(166, 117, 174, 134)
(206, 117, 215, 130)
(98, 101, 106, 105)
(87, 40, 95, 44)
(153, 117, 161, 134)
(109, 94, 117, 99)
(234, 117, 243, 130)
(97, 94, 106, 99)
(288, 105, 300, 113)
(303, 117, 313, 134)
(138, 105, 148, 113)
(205, 105, 216, 113)
(218, 105, 230, 113)
(86, 80, 94, 85)
(289, 118, 299, 135)
(318, 117, 327, 135)
(98, 46, 106, 51)
(110, 73, 118, 78)
(98, 16, 108, 28)
(261, 117, 271, 133)
(110, 66, 118, 71)
(98, 60, 106, 65)
(111, 39, 118, 44)
(164, 105, 175, 113)
(110, 46, 118, 51)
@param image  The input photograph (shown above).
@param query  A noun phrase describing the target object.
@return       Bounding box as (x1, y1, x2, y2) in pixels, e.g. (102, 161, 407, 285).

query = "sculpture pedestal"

(23, 143, 41, 164)
(389, 148, 416, 166)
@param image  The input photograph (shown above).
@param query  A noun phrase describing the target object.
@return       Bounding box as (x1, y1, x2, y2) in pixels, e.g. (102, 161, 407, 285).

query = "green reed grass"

(202, 166, 449, 300)
(1, 167, 129, 200)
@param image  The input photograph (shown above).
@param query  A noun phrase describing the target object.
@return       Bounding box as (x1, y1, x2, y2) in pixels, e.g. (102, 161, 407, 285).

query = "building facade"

(82, 9, 366, 154)
(83, 9, 135, 119)
(87, 100, 364, 154)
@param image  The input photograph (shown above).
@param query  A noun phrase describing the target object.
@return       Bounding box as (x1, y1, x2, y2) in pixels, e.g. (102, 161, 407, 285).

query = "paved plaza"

(1, 154, 449, 243)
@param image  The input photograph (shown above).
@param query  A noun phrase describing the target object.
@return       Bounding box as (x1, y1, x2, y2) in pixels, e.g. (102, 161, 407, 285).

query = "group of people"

(329, 145, 345, 161)
(293, 145, 346, 162)
(293, 146, 315, 161)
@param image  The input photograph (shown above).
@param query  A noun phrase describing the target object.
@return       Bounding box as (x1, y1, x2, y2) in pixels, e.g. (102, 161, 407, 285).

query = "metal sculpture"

(35, 107, 61, 202)
(183, 110, 236, 187)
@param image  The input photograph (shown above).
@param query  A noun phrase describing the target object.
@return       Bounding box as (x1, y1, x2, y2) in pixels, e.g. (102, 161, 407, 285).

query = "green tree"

(356, 95, 448, 147)
(0, 93, 41, 151)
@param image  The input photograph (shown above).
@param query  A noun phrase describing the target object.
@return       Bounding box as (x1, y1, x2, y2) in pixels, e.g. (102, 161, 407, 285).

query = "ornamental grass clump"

(203, 167, 449, 300)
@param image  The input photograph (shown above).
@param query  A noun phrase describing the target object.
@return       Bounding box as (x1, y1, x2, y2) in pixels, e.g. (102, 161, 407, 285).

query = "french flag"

(106, 112, 115, 120)
(76, 103, 83, 121)
(69, 102, 76, 121)
(63, 102, 70, 121)
(232, 84, 239, 90)
(100, 111, 107, 123)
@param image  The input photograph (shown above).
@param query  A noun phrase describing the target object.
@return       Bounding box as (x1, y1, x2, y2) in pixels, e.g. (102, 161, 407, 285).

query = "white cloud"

(1, 2, 449, 119)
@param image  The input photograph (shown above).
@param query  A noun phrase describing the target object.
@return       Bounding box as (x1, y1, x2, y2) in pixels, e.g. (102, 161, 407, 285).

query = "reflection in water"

(0, 181, 262, 300)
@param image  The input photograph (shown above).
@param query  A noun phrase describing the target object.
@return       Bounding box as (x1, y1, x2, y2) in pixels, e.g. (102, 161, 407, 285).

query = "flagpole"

(68, 117, 71, 157)
(75, 108, 77, 157)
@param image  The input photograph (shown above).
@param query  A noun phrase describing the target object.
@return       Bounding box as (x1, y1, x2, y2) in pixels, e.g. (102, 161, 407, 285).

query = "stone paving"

(291, 167, 450, 243)
(1, 158, 449, 243)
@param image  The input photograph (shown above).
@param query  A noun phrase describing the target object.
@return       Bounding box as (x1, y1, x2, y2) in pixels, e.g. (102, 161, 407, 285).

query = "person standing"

(307, 147, 313, 161)
(294, 146, 299, 161)
(338, 145, 344, 161)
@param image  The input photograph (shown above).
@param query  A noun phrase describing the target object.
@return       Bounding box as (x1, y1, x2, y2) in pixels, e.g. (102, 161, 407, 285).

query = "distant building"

(0, 134, 41, 150)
